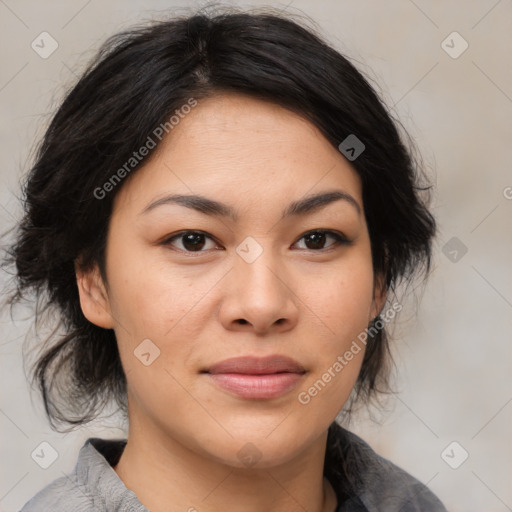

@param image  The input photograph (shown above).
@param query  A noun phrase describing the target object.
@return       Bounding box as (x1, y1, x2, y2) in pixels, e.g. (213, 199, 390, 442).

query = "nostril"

(237, 319, 248, 325)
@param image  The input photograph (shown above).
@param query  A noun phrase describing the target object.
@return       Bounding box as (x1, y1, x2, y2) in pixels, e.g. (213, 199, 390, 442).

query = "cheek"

(302, 255, 375, 338)
(294, 253, 375, 406)
(104, 239, 196, 336)
(103, 241, 225, 384)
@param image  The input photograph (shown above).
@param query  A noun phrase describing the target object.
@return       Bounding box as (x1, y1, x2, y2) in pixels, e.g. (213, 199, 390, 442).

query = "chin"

(197, 424, 320, 470)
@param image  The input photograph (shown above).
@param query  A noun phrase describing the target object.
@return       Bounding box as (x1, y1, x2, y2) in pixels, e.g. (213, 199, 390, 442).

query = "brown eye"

(181, 232, 207, 251)
(304, 232, 327, 249)
(294, 230, 350, 251)
(163, 231, 217, 252)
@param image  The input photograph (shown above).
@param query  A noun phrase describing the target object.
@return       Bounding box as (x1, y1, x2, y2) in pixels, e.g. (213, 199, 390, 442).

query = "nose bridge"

(234, 239, 285, 303)
(221, 237, 298, 332)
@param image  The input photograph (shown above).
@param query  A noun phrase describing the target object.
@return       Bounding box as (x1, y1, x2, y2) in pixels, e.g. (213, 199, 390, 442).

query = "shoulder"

(327, 423, 448, 512)
(19, 469, 95, 512)
(19, 438, 147, 512)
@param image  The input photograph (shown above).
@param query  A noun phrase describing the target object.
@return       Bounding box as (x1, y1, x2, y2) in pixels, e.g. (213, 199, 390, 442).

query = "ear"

(370, 271, 387, 321)
(75, 260, 115, 329)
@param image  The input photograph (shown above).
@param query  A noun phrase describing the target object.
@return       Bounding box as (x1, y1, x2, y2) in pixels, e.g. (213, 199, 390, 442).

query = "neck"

(113, 414, 338, 512)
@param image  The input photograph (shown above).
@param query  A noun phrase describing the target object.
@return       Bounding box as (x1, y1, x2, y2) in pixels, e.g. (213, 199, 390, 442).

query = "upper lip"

(203, 355, 306, 375)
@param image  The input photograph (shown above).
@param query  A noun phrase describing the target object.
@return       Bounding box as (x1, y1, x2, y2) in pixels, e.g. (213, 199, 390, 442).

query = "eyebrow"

(283, 190, 361, 217)
(140, 190, 361, 220)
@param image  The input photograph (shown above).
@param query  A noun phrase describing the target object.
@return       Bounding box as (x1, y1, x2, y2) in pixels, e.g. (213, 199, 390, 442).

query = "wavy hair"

(3, 5, 435, 430)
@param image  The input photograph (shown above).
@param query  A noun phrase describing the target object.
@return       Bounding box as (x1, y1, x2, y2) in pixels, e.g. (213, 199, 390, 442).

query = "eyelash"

(160, 229, 351, 255)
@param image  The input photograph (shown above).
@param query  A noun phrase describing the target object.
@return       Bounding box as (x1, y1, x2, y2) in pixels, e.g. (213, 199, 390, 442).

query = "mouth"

(201, 355, 306, 400)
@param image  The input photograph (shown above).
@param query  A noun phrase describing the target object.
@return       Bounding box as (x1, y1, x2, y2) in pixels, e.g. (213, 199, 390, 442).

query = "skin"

(76, 92, 386, 512)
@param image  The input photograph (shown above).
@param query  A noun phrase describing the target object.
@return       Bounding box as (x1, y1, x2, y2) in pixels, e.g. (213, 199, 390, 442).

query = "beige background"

(1, 1, 511, 511)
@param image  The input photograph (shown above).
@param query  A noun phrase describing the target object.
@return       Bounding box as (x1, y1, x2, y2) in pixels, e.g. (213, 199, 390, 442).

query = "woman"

(6, 6, 447, 511)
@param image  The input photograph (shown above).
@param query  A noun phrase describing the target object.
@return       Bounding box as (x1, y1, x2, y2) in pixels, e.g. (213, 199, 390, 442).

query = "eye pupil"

(305, 232, 326, 249)
(183, 233, 205, 251)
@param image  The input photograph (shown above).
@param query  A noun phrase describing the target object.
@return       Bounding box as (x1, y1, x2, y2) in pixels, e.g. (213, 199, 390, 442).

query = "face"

(78, 93, 385, 469)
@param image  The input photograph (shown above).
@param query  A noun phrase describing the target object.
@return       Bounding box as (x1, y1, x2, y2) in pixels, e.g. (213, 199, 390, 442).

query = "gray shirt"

(20, 424, 448, 511)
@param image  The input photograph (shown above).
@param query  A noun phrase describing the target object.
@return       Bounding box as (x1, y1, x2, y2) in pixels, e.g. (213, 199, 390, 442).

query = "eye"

(293, 230, 350, 251)
(162, 231, 219, 252)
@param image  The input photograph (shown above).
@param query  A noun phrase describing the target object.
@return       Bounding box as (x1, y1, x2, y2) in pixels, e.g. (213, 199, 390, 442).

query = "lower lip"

(206, 372, 304, 399)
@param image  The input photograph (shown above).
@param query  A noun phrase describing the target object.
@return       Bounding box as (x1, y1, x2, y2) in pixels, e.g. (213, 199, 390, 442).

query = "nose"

(218, 249, 299, 335)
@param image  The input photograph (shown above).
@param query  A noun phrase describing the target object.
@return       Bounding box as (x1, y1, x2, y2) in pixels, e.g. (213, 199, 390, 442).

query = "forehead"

(167, 92, 333, 155)
(112, 93, 362, 215)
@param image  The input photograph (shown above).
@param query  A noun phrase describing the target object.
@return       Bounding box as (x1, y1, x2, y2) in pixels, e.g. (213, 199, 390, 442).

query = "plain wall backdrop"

(1, 1, 511, 511)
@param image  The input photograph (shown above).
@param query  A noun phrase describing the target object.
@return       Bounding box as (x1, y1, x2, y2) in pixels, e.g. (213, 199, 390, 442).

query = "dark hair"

(3, 5, 435, 430)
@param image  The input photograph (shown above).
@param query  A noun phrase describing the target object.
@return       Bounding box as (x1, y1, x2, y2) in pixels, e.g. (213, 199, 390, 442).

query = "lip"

(204, 355, 306, 375)
(202, 355, 306, 399)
